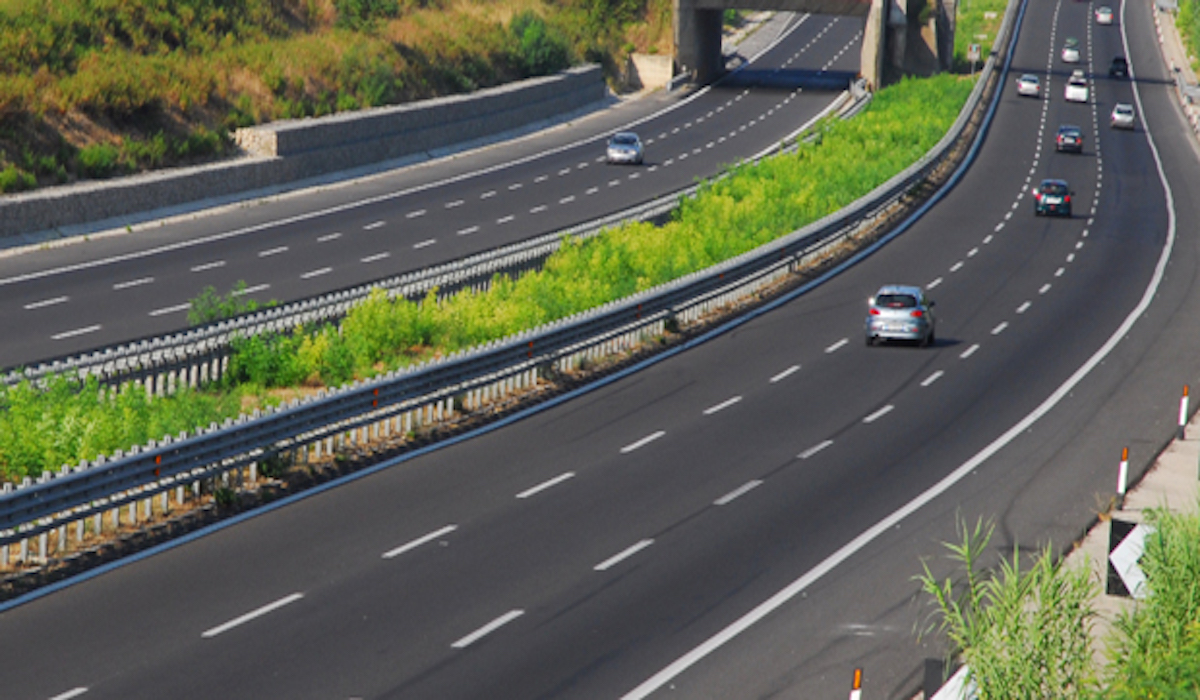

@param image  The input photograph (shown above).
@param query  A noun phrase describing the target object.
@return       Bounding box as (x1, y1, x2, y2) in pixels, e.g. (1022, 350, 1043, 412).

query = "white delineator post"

(849, 668, 863, 700)
(1117, 446, 1129, 508)
(1179, 384, 1189, 440)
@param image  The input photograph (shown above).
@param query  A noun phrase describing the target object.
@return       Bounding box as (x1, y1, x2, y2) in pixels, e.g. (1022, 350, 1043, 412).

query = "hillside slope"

(0, 0, 672, 192)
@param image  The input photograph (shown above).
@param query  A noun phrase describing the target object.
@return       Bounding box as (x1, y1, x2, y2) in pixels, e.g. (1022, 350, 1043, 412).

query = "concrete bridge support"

(673, 0, 953, 89)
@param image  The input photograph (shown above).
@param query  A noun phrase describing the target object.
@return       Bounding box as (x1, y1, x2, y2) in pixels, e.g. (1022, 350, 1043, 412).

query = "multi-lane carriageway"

(7, 0, 1200, 698)
(0, 13, 863, 370)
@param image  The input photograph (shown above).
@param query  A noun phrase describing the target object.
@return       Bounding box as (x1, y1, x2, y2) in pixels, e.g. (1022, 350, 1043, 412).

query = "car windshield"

(1041, 182, 1068, 195)
(876, 294, 918, 309)
(1069, 77, 1087, 85)
(1060, 127, 1081, 136)
(1065, 37, 1079, 47)
(611, 134, 638, 146)
(1021, 75, 1037, 83)
(1115, 105, 1133, 114)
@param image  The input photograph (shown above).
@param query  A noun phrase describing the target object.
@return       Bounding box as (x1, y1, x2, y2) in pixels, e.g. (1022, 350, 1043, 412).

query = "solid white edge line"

(714, 480, 763, 506)
(49, 688, 89, 700)
(798, 439, 833, 459)
(703, 396, 743, 415)
(594, 539, 655, 571)
(382, 524, 458, 559)
(201, 593, 304, 638)
(51, 325, 101, 340)
(620, 430, 666, 453)
(769, 365, 800, 383)
(516, 472, 576, 499)
(862, 404, 894, 423)
(621, 5, 1178, 694)
(451, 609, 524, 649)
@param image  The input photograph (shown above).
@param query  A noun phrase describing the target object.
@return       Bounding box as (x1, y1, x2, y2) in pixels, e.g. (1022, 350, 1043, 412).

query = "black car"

(1110, 56, 1129, 77)
(1056, 125, 1084, 153)
(1033, 179, 1072, 217)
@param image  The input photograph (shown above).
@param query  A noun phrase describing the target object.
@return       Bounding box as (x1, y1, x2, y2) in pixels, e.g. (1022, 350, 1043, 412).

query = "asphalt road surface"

(6, 1, 1200, 699)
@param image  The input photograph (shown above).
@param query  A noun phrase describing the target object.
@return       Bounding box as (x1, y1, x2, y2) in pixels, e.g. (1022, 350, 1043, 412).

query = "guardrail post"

(38, 528, 47, 563)
(57, 524, 65, 552)
(76, 518, 84, 544)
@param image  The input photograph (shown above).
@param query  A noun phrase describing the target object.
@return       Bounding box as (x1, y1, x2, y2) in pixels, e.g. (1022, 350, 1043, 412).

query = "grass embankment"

(1177, 0, 1200, 73)
(0, 73, 975, 482)
(953, 0, 1009, 70)
(921, 511, 1200, 698)
(0, 0, 673, 192)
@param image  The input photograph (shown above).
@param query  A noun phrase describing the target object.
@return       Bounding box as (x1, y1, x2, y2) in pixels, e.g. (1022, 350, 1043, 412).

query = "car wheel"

(926, 330, 935, 347)
(865, 335, 874, 347)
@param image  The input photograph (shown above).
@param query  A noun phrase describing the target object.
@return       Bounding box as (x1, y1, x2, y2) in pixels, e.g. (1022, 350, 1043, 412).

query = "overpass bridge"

(675, 0, 956, 88)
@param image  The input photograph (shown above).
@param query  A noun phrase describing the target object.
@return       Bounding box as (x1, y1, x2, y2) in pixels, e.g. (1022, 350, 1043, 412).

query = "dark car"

(1056, 125, 1084, 153)
(1033, 179, 1072, 217)
(1109, 56, 1129, 77)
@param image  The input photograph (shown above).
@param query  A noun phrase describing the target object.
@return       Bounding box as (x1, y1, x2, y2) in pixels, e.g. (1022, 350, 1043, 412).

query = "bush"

(0, 165, 36, 192)
(511, 11, 571, 77)
(187, 281, 269, 326)
(77, 143, 122, 178)
(333, 0, 399, 30)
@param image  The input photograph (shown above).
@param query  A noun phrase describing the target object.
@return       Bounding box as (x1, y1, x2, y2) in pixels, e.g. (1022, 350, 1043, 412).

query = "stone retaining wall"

(0, 65, 604, 241)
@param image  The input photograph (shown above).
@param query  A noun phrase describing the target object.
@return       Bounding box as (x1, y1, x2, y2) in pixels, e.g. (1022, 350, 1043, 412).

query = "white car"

(1096, 6, 1114, 24)
(1017, 73, 1040, 97)
(1062, 38, 1081, 63)
(1065, 70, 1089, 102)
(606, 132, 644, 165)
(1111, 102, 1136, 129)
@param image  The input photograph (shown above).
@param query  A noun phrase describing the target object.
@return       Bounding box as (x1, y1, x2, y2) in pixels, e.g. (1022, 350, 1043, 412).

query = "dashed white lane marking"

(231, 283, 269, 297)
(413, 239, 436, 249)
(406, 210, 426, 219)
(258, 246, 289, 257)
(24, 296, 68, 309)
(921, 370, 944, 387)
(1055, 267, 1065, 277)
(317, 232, 342, 242)
(446, 199, 464, 208)
(927, 277, 943, 290)
(535, 175, 549, 183)
(862, 405, 894, 423)
(1075, 240, 1084, 250)
(51, 325, 101, 340)
(301, 267, 331, 280)
(715, 480, 763, 506)
(629, 173, 641, 180)
(769, 365, 800, 383)
(202, 593, 304, 638)
(497, 215, 515, 224)
(608, 179, 621, 187)
(558, 168, 571, 176)
(191, 260, 225, 272)
(578, 162, 589, 169)
(363, 221, 386, 230)
(586, 187, 599, 195)
(967, 247, 979, 258)
(361, 252, 390, 263)
(983, 234, 994, 244)
(799, 440, 834, 459)
(382, 524, 458, 559)
(516, 472, 576, 499)
(595, 539, 655, 571)
(113, 278, 154, 290)
(1017, 301, 1032, 314)
(560, 195, 576, 204)
(995, 222, 1005, 232)
(648, 165, 659, 172)
(703, 396, 743, 415)
(149, 303, 191, 317)
(621, 431, 666, 453)
(451, 610, 525, 649)
(1067, 253, 1076, 263)
(1039, 283, 1052, 294)
(49, 688, 89, 700)
(825, 338, 848, 353)
(991, 321, 1008, 335)
(950, 261, 964, 272)
(481, 190, 497, 199)
(508, 183, 523, 190)
(530, 205, 548, 214)
(457, 226, 479, 236)
(960, 344, 980, 359)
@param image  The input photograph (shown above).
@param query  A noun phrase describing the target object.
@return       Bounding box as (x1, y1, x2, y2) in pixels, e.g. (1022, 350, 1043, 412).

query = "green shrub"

(511, 11, 571, 77)
(187, 281, 268, 326)
(0, 164, 36, 192)
(77, 142, 122, 178)
(333, 0, 399, 30)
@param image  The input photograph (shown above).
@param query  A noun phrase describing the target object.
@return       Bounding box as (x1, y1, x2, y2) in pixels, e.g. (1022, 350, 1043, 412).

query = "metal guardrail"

(0, 0, 1021, 548)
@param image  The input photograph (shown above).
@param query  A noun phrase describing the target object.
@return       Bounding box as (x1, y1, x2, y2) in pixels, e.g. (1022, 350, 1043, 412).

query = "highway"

(0, 13, 862, 370)
(6, 0, 1200, 699)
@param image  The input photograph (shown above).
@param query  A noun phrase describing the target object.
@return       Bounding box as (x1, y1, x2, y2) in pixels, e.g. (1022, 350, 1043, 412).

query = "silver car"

(1017, 73, 1040, 97)
(865, 285, 936, 346)
(1111, 102, 1136, 129)
(606, 132, 644, 165)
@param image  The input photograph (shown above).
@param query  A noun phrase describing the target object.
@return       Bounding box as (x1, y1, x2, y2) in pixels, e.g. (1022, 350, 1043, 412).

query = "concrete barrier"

(0, 65, 605, 242)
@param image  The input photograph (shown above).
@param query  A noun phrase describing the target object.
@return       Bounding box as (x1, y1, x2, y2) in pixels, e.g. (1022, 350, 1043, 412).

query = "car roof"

(1058, 124, 1082, 132)
(1040, 178, 1069, 186)
(874, 285, 924, 298)
(1065, 37, 1079, 45)
(611, 132, 639, 140)
(1020, 73, 1038, 80)
(1114, 102, 1134, 110)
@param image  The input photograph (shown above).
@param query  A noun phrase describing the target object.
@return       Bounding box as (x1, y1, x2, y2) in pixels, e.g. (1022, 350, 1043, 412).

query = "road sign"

(967, 44, 982, 62)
